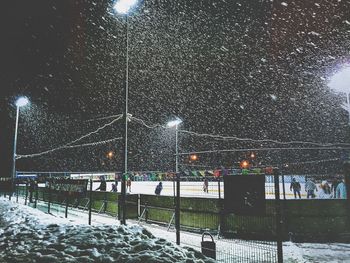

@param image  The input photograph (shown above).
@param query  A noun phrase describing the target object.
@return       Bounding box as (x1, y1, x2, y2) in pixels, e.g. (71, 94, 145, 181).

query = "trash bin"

(201, 232, 216, 259)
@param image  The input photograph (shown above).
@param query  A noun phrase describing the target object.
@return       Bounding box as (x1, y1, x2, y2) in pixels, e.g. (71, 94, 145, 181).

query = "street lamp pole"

(113, 0, 136, 225)
(346, 92, 350, 125)
(119, 13, 129, 226)
(175, 124, 179, 173)
(167, 118, 182, 246)
(12, 97, 29, 198)
(167, 118, 183, 173)
(12, 106, 20, 183)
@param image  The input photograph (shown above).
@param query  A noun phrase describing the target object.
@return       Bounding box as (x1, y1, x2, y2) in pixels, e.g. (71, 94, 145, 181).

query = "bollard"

(201, 232, 216, 260)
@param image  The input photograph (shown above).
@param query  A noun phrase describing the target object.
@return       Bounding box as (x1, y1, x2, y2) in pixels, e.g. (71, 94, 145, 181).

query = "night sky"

(1, 0, 350, 175)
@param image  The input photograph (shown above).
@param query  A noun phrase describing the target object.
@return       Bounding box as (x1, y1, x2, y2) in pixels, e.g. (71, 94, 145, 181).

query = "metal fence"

(1, 169, 349, 263)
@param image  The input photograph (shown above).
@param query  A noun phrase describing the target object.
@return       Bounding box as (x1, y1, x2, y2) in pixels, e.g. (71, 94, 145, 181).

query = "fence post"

(48, 180, 51, 214)
(65, 194, 69, 218)
(273, 168, 283, 263)
(121, 173, 127, 225)
(9, 179, 11, 200)
(343, 162, 350, 228)
(218, 176, 225, 237)
(175, 173, 181, 245)
(104, 191, 107, 213)
(25, 182, 28, 205)
(88, 179, 93, 225)
(117, 194, 121, 220)
(16, 180, 18, 203)
(281, 173, 286, 200)
(34, 184, 38, 209)
(137, 194, 140, 218)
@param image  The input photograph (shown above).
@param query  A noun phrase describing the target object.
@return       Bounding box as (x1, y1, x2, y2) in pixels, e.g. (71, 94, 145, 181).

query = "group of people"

(290, 177, 347, 199)
(95, 175, 132, 193)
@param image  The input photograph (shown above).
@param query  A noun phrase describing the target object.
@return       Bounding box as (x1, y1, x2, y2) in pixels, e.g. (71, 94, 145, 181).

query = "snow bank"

(0, 198, 215, 263)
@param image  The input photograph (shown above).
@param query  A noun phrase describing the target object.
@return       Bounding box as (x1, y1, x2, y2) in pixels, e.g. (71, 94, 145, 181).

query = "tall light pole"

(328, 65, 350, 124)
(167, 118, 183, 173)
(167, 117, 182, 245)
(12, 97, 30, 195)
(113, 0, 137, 225)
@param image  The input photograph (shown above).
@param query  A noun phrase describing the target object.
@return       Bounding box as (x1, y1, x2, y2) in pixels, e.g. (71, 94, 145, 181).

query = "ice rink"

(91, 181, 327, 199)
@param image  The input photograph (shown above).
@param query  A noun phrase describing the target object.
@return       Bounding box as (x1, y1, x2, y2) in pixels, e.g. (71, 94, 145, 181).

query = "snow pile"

(0, 199, 215, 263)
(283, 241, 350, 263)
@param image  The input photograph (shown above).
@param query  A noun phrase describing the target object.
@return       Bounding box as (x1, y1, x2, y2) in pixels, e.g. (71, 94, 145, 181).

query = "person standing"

(331, 177, 339, 198)
(336, 179, 347, 199)
(203, 177, 209, 193)
(126, 178, 131, 193)
(29, 179, 37, 203)
(305, 178, 317, 199)
(111, 183, 118, 192)
(95, 176, 106, 191)
(318, 181, 331, 199)
(290, 178, 301, 199)
(155, 182, 163, 195)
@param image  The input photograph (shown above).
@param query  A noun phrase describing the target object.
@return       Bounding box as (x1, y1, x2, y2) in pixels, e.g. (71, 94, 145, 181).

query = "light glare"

(328, 66, 350, 94)
(167, 118, 183, 128)
(113, 0, 137, 14)
(15, 97, 29, 107)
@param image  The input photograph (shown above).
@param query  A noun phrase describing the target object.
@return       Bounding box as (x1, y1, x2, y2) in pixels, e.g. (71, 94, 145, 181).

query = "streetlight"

(189, 154, 198, 162)
(167, 117, 182, 246)
(240, 160, 250, 169)
(167, 118, 183, 173)
(107, 151, 114, 159)
(12, 97, 30, 197)
(113, 0, 138, 225)
(328, 65, 350, 124)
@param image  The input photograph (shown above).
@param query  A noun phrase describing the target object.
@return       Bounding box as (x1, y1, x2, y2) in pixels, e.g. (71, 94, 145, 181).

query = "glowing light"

(190, 154, 198, 161)
(240, 160, 249, 169)
(113, 0, 137, 14)
(107, 151, 114, 159)
(15, 97, 29, 107)
(328, 66, 350, 94)
(250, 152, 256, 158)
(167, 118, 182, 128)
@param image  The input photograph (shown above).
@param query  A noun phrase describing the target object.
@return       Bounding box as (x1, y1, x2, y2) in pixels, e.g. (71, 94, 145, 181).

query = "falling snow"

(2, 0, 350, 173)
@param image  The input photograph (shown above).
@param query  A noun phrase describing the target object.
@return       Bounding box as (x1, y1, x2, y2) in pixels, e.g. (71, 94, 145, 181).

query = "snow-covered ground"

(0, 197, 214, 263)
(2, 197, 350, 262)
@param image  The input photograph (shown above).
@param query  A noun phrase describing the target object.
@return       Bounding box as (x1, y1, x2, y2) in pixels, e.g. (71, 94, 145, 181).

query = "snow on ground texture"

(0, 198, 215, 263)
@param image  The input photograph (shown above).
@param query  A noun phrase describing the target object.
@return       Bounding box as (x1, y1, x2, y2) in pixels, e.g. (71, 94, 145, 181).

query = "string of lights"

(65, 115, 122, 146)
(130, 115, 350, 147)
(129, 116, 166, 129)
(16, 137, 122, 159)
(16, 115, 123, 159)
(286, 157, 340, 166)
(177, 147, 350, 155)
